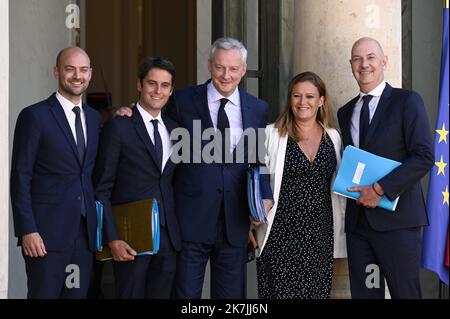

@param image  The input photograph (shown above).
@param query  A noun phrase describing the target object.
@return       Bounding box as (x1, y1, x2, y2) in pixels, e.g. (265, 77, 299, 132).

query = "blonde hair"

(275, 71, 336, 141)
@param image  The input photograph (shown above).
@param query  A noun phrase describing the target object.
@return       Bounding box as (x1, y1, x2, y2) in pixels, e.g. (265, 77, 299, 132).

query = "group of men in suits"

(10, 36, 433, 299)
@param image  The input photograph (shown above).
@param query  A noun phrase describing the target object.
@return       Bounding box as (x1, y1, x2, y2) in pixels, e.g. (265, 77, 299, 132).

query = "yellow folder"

(96, 198, 156, 261)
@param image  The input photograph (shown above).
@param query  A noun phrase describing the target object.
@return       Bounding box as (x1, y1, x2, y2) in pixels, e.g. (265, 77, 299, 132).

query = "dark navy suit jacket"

(166, 81, 272, 248)
(94, 109, 181, 251)
(10, 93, 101, 252)
(337, 83, 434, 232)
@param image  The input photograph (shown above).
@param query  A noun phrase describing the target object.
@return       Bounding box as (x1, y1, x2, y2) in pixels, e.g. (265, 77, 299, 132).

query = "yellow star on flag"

(443, 186, 449, 206)
(435, 155, 447, 176)
(436, 122, 448, 144)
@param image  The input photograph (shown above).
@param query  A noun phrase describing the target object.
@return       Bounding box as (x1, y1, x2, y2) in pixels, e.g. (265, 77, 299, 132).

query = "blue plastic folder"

(332, 146, 401, 211)
(140, 199, 160, 255)
(96, 201, 103, 251)
(247, 166, 267, 223)
(95, 200, 160, 257)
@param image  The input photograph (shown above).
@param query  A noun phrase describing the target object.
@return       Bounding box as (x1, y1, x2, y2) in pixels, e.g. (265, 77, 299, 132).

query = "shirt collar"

(136, 102, 163, 124)
(359, 81, 386, 101)
(207, 81, 240, 107)
(56, 91, 83, 112)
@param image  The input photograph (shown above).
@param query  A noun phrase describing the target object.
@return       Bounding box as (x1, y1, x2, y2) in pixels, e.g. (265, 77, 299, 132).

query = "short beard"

(59, 80, 87, 98)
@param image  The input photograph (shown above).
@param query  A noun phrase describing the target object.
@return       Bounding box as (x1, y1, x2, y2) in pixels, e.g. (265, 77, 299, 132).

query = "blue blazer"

(337, 83, 434, 232)
(94, 109, 182, 251)
(10, 93, 101, 251)
(166, 81, 272, 247)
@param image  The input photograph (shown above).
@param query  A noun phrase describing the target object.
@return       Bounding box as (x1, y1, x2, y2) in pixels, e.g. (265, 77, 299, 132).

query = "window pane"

(246, 0, 259, 71)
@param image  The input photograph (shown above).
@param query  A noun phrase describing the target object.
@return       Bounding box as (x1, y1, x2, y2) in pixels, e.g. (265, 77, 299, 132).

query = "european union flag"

(421, 2, 449, 286)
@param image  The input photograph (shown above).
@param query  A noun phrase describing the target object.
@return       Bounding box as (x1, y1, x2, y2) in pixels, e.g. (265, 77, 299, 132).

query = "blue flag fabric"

(421, 4, 449, 286)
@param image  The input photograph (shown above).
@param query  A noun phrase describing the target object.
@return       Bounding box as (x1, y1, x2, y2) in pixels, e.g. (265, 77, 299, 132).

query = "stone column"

(0, 0, 9, 300)
(197, 0, 212, 84)
(293, 0, 402, 299)
(293, 0, 401, 116)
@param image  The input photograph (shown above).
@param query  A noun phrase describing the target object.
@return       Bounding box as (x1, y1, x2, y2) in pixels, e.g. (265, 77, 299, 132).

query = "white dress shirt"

(56, 91, 87, 145)
(136, 103, 173, 172)
(207, 82, 243, 153)
(350, 81, 386, 148)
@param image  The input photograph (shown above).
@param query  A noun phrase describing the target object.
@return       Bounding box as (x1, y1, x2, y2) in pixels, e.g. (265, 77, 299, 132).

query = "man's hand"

(22, 232, 47, 257)
(114, 103, 135, 117)
(108, 240, 137, 262)
(348, 182, 384, 208)
(263, 199, 274, 216)
(249, 199, 274, 227)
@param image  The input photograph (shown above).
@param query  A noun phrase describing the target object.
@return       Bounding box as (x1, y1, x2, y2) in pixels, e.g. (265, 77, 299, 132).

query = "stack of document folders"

(247, 166, 267, 223)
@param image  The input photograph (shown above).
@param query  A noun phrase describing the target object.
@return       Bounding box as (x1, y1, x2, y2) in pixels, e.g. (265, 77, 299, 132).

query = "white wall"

(8, 0, 76, 298)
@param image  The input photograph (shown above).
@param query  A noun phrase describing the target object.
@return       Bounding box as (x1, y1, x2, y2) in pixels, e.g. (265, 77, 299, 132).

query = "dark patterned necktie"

(72, 106, 85, 162)
(359, 95, 373, 149)
(151, 119, 165, 225)
(151, 119, 163, 171)
(217, 98, 230, 162)
(72, 106, 86, 216)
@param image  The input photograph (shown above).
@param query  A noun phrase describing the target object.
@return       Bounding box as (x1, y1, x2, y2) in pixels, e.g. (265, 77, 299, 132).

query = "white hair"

(210, 37, 248, 65)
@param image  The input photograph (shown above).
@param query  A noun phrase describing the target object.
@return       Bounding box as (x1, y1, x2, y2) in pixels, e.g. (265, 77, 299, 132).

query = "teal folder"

(332, 146, 401, 211)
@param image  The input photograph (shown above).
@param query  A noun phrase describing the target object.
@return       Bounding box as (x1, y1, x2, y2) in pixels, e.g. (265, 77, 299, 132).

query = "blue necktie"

(72, 106, 86, 216)
(359, 95, 373, 149)
(217, 98, 230, 162)
(151, 119, 165, 226)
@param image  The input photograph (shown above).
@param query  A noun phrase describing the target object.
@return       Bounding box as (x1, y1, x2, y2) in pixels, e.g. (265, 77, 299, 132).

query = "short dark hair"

(137, 57, 176, 85)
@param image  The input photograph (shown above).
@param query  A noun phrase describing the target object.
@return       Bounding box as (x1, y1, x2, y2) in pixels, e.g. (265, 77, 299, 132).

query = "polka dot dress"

(257, 134, 336, 299)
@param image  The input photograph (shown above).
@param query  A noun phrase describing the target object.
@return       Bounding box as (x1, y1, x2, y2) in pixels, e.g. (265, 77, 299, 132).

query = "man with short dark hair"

(10, 47, 101, 298)
(94, 57, 181, 298)
(116, 38, 273, 299)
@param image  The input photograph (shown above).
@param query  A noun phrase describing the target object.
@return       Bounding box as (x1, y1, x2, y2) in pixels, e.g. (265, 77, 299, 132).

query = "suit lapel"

(193, 83, 214, 130)
(342, 96, 359, 147)
(83, 104, 98, 168)
(240, 90, 252, 131)
(48, 94, 81, 165)
(231, 90, 252, 159)
(161, 114, 177, 175)
(364, 83, 393, 147)
(132, 108, 161, 171)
